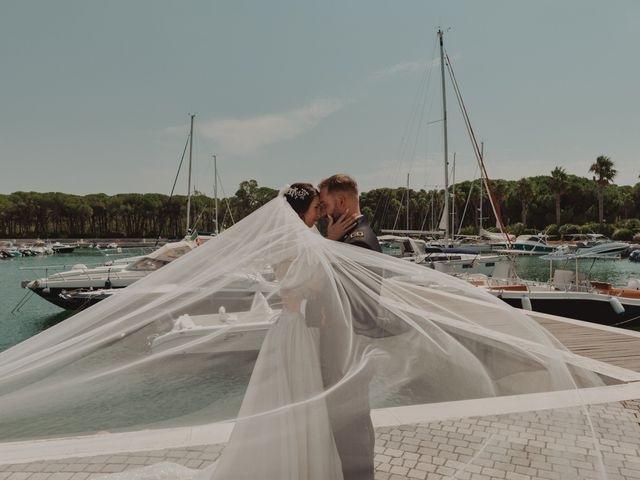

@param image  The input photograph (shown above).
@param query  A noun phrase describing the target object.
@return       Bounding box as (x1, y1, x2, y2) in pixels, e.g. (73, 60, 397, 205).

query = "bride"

(207, 183, 351, 479)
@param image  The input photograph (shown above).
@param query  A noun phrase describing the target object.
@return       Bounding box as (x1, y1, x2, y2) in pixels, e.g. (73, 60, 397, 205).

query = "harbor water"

(2, 251, 640, 354)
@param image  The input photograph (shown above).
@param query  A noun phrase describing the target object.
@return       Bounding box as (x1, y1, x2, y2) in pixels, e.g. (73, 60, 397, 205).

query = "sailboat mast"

(213, 154, 219, 235)
(438, 29, 450, 247)
(479, 142, 484, 232)
(406, 173, 410, 230)
(452, 153, 456, 235)
(186, 114, 195, 235)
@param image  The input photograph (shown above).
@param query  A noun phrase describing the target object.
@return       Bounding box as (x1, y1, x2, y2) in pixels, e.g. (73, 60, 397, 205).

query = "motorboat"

(545, 243, 629, 261)
(465, 268, 640, 328)
(149, 292, 278, 354)
(49, 242, 76, 254)
(574, 241, 629, 258)
(378, 234, 505, 276)
(22, 240, 196, 309)
(0, 243, 22, 258)
(508, 235, 556, 254)
(19, 241, 53, 256)
(555, 234, 629, 258)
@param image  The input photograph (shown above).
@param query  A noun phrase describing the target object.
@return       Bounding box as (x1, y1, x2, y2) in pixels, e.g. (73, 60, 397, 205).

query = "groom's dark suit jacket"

(340, 215, 381, 252)
(306, 214, 381, 480)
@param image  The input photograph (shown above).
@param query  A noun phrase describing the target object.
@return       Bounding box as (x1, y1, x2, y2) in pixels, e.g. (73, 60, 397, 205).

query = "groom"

(317, 174, 380, 480)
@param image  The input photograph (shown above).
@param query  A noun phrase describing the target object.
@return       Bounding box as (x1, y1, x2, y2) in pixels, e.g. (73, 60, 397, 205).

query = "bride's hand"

(326, 210, 358, 240)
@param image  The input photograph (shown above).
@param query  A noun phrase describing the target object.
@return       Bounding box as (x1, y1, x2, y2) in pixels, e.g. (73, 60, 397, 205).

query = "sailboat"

(379, 31, 506, 276)
(21, 115, 205, 310)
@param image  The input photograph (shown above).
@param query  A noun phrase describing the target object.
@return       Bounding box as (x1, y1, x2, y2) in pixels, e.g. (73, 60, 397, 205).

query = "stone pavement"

(2, 401, 640, 480)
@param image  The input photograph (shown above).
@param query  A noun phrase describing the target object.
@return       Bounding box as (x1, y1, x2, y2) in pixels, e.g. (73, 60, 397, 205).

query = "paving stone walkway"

(4, 316, 640, 479)
(2, 401, 640, 480)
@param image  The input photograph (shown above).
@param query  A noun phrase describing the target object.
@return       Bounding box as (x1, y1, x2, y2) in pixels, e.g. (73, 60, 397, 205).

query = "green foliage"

(506, 223, 526, 236)
(2, 169, 640, 238)
(558, 224, 582, 238)
(581, 222, 615, 237)
(612, 228, 634, 241)
(458, 226, 477, 236)
(622, 219, 640, 233)
(544, 224, 559, 237)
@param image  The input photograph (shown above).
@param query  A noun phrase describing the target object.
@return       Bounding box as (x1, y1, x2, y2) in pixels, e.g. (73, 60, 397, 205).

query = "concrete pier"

(3, 311, 640, 479)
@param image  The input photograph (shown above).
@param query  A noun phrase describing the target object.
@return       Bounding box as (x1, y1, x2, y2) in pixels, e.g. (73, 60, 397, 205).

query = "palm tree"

(517, 179, 534, 227)
(588, 155, 617, 223)
(549, 167, 568, 226)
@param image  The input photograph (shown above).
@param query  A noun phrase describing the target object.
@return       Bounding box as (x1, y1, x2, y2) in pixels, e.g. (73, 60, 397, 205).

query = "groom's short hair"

(318, 174, 358, 197)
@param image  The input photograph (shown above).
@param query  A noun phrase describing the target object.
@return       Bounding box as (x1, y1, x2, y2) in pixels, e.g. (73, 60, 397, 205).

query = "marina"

(2, 3, 640, 478)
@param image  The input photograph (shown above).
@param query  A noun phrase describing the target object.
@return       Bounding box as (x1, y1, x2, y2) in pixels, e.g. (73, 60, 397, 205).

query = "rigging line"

(407, 60, 433, 176)
(155, 133, 191, 244)
(391, 189, 406, 231)
(381, 61, 435, 230)
(216, 173, 236, 225)
(444, 52, 502, 237)
(170, 134, 191, 198)
(417, 58, 439, 191)
(457, 164, 480, 235)
(396, 49, 438, 176)
(374, 64, 429, 221)
(374, 48, 437, 229)
(374, 67, 429, 226)
(444, 51, 511, 247)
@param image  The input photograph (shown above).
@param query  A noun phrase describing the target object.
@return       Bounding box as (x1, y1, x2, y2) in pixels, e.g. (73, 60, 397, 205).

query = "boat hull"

(511, 244, 555, 254)
(29, 286, 126, 310)
(52, 247, 76, 254)
(494, 291, 640, 327)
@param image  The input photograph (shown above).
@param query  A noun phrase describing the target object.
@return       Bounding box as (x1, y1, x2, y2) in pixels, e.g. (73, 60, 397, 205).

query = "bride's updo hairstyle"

(283, 183, 319, 217)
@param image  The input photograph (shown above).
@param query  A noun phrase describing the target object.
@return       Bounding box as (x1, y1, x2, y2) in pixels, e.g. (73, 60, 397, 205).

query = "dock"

(2, 312, 640, 479)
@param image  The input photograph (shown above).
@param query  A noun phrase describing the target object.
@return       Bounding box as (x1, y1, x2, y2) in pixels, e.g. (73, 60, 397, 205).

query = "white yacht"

(378, 234, 505, 276)
(149, 291, 278, 354)
(22, 240, 196, 309)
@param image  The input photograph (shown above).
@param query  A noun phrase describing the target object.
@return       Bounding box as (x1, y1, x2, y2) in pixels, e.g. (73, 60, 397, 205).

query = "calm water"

(0, 248, 153, 353)
(513, 254, 640, 286)
(2, 251, 640, 354)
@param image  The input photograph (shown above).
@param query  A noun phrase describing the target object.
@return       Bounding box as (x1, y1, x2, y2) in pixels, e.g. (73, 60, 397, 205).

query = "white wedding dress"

(207, 308, 343, 480)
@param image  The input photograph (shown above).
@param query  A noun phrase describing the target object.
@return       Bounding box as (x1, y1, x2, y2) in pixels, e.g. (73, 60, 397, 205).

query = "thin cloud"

(198, 99, 344, 156)
(373, 58, 440, 80)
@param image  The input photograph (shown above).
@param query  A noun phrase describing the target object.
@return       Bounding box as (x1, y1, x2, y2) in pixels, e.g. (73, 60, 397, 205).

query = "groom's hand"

(326, 209, 358, 241)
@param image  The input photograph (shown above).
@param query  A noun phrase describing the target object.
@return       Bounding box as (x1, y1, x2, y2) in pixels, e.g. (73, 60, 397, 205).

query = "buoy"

(521, 296, 532, 311)
(628, 279, 640, 290)
(609, 296, 625, 315)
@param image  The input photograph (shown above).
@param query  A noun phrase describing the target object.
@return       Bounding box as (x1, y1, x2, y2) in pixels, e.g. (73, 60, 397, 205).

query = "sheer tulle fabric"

(0, 193, 637, 479)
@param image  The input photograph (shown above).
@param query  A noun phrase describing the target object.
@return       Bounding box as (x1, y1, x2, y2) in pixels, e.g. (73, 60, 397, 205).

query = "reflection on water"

(38, 310, 74, 331)
(514, 255, 640, 287)
(0, 351, 258, 442)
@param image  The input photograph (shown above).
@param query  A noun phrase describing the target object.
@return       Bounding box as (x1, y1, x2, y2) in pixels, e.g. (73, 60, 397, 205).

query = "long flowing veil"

(1, 193, 639, 479)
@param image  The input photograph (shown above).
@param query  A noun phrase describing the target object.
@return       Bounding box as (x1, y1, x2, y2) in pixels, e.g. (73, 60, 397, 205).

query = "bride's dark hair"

(283, 183, 319, 217)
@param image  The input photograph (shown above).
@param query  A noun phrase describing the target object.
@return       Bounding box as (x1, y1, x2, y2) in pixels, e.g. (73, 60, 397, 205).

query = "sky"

(1, 0, 639, 197)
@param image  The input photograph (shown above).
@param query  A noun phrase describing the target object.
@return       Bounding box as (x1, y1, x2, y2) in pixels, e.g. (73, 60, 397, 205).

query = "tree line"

(1, 157, 639, 240)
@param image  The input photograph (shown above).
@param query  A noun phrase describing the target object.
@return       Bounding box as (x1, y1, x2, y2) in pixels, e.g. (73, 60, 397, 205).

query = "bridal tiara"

(285, 186, 311, 200)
